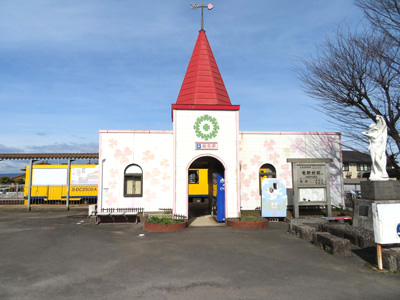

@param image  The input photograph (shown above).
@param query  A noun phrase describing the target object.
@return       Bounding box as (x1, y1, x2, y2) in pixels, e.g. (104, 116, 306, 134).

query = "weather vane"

(190, 0, 213, 31)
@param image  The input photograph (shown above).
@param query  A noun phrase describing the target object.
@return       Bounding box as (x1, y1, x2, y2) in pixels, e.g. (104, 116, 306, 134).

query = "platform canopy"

(0, 153, 99, 160)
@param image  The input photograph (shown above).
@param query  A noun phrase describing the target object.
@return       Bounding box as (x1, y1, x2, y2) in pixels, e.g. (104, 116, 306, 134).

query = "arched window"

(259, 164, 276, 195)
(124, 164, 143, 197)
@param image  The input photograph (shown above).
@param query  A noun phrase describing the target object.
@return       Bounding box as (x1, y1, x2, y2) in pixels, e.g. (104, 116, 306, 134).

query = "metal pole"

(325, 162, 332, 217)
(377, 243, 383, 270)
(66, 159, 74, 211)
(100, 159, 106, 213)
(27, 159, 36, 211)
(292, 163, 299, 218)
(201, 0, 204, 30)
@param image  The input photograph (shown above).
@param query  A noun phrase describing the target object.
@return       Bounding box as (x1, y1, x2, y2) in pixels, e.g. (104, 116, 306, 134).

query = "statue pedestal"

(360, 181, 400, 200)
(353, 181, 400, 231)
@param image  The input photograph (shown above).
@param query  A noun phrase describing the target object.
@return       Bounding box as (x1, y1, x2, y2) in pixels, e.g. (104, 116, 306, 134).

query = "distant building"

(342, 151, 371, 180)
(342, 150, 372, 193)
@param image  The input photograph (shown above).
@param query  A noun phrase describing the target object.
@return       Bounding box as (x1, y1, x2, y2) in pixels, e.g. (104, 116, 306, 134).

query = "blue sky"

(0, 0, 362, 173)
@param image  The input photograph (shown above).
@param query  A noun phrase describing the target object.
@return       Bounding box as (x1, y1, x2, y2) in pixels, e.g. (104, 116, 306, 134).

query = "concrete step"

(313, 232, 352, 256)
(318, 224, 375, 248)
(288, 223, 316, 241)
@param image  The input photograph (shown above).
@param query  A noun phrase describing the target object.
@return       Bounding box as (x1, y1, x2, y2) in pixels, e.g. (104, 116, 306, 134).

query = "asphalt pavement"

(0, 208, 399, 300)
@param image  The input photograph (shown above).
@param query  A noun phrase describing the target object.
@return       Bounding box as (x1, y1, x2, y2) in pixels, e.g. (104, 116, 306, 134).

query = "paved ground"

(0, 208, 399, 300)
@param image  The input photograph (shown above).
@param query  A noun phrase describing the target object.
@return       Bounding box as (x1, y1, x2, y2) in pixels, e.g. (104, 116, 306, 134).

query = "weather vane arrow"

(190, 1, 213, 31)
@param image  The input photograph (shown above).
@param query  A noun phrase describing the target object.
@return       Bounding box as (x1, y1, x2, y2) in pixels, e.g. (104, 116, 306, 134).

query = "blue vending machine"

(212, 172, 225, 222)
(261, 178, 287, 218)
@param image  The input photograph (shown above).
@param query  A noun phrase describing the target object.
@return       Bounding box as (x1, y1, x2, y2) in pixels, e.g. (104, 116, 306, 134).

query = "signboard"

(261, 179, 287, 218)
(299, 188, 325, 202)
(71, 166, 98, 185)
(372, 203, 400, 244)
(32, 169, 68, 185)
(195, 142, 218, 150)
(296, 164, 326, 186)
(287, 158, 332, 218)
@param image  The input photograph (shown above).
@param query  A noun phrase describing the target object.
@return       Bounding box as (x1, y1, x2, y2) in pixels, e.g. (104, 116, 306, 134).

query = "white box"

(372, 203, 400, 244)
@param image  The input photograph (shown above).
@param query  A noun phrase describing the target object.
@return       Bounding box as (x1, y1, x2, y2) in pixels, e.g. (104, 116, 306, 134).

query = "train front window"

(188, 170, 199, 184)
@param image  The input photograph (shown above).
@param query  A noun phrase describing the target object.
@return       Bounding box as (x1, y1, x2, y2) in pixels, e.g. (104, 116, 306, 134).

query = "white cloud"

(0, 0, 362, 157)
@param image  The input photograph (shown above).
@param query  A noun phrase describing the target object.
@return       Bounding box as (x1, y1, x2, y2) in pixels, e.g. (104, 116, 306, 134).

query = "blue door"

(212, 172, 225, 222)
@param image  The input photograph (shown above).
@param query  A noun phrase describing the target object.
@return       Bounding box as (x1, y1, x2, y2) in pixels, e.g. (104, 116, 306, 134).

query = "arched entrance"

(259, 163, 276, 195)
(187, 156, 225, 222)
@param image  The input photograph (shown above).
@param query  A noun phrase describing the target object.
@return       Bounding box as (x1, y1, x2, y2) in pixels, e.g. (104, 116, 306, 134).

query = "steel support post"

(27, 159, 37, 211)
(66, 159, 74, 210)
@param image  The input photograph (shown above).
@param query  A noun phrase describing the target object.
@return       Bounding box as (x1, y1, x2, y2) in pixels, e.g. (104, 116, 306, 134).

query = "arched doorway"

(187, 156, 225, 222)
(259, 163, 276, 195)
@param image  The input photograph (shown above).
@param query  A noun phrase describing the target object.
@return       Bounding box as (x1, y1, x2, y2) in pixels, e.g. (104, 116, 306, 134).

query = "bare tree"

(298, 0, 400, 169)
(356, 0, 400, 45)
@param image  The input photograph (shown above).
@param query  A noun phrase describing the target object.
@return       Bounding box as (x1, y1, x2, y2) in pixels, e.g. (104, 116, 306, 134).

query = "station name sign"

(296, 164, 326, 186)
(195, 142, 218, 150)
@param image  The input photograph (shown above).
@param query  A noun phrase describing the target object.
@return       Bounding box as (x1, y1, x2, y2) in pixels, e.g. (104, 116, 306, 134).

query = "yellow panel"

(48, 185, 64, 201)
(70, 185, 97, 199)
(188, 169, 209, 196)
(259, 168, 267, 187)
(24, 164, 98, 200)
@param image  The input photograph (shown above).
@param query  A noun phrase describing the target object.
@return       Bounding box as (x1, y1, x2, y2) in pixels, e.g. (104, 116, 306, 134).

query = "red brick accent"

(227, 219, 269, 229)
(144, 221, 188, 232)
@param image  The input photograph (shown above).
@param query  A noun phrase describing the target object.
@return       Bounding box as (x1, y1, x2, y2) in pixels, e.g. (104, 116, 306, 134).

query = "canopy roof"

(0, 153, 99, 160)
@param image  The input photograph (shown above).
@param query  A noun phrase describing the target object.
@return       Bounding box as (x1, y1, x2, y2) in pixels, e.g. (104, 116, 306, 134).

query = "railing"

(100, 207, 144, 214)
(0, 184, 97, 205)
(0, 184, 25, 205)
(173, 214, 187, 221)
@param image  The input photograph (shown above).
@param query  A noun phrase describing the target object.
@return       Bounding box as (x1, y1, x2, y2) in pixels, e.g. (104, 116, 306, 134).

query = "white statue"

(362, 115, 389, 181)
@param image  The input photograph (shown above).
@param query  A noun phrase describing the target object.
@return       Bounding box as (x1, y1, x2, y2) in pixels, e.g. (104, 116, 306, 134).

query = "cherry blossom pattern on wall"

(290, 138, 306, 156)
(115, 147, 132, 165)
(264, 139, 276, 151)
(144, 168, 161, 185)
(320, 135, 335, 153)
(142, 150, 155, 162)
(269, 152, 280, 166)
(279, 163, 292, 187)
(105, 191, 118, 207)
(250, 155, 262, 166)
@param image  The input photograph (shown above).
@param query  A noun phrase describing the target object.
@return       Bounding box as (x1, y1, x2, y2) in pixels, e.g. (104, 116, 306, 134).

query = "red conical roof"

(174, 30, 234, 107)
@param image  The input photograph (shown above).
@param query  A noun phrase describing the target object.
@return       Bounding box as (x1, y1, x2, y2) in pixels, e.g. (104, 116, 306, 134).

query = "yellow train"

(188, 168, 209, 203)
(24, 164, 98, 204)
(24, 165, 208, 204)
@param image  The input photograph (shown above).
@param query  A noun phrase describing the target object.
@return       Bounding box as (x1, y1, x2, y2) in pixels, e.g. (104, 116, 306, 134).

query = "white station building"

(98, 29, 344, 220)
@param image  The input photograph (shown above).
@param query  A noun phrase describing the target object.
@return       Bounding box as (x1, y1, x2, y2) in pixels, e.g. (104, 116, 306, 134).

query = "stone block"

(290, 224, 316, 240)
(382, 247, 400, 272)
(361, 181, 400, 200)
(313, 232, 352, 256)
(318, 224, 375, 248)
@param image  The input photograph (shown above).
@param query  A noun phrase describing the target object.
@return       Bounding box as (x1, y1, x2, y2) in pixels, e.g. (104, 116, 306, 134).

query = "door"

(212, 172, 225, 222)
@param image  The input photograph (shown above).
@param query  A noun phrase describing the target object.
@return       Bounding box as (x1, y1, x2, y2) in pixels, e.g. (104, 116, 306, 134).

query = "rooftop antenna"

(190, 0, 213, 31)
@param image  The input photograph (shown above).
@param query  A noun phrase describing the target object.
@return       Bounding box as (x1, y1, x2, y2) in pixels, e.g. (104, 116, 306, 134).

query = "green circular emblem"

(193, 114, 219, 141)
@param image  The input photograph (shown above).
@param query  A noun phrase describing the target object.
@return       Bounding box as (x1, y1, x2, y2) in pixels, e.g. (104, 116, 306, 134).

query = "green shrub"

(147, 216, 183, 225)
(241, 210, 261, 217)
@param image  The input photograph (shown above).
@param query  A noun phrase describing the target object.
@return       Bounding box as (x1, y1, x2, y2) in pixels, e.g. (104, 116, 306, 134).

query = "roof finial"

(190, 1, 213, 31)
